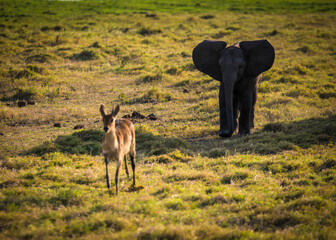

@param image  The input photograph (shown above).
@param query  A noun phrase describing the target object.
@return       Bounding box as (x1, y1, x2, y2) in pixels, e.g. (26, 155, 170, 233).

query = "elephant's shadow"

(189, 115, 336, 157)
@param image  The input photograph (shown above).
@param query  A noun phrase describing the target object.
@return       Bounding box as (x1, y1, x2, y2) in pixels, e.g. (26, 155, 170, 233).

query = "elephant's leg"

(238, 90, 253, 135)
(233, 95, 239, 133)
(219, 83, 229, 136)
(250, 87, 257, 129)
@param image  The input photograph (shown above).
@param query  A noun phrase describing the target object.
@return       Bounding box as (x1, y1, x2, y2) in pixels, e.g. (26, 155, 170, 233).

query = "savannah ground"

(0, 0, 336, 239)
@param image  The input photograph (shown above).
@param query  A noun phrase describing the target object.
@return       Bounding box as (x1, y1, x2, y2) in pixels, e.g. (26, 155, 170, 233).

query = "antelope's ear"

(240, 39, 275, 77)
(112, 104, 120, 117)
(192, 40, 227, 81)
(100, 105, 106, 117)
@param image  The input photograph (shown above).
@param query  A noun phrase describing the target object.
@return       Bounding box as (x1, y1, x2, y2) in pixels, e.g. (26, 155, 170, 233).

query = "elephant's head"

(192, 39, 275, 137)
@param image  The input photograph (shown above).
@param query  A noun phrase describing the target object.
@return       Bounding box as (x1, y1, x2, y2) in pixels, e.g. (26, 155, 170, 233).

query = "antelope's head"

(100, 104, 120, 133)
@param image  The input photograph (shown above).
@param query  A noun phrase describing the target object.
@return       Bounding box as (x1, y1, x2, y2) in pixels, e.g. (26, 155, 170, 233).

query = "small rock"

(18, 101, 26, 107)
(183, 88, 189, 93)
(74, 124, 84, 130)
(122, 27, 129, 33)
(54, 123, 61, 127)
(145, 13, 158, 18)
(149, 99, 158, 104)
(147, 113, 157, 120)
(122, 114, 132, 119)
(27, 100, 35, 105)
(132, 111, 146, 119)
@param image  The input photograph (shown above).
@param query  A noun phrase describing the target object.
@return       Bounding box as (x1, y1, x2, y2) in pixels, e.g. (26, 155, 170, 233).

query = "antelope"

(100, 104, 136, 195)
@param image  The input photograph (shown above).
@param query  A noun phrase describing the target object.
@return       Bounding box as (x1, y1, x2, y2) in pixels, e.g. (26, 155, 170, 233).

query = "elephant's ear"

(192, 40, 227, 81)
(240, 39, 275, 77)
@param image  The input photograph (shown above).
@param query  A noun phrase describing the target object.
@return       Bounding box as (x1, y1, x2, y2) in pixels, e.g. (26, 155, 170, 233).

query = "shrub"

(182, 63, 196, 71)
(41, 25, 64, 31)
(72, 50, 99, 61)
(28, 130, 103, 156)
(286, 85, 314, 98)
(207, 148, 229, 158)
(103, 218, 128, 232)
(26, 53, 54, 63)
(166, 66, 182, 75)
(175, 79, 190, 87)
(10, 87, 42, 101)
(199, 194, 229, 207)
(226, 25, 241, 31)
(137, 27, 162, 36)
(90, 41, 102, 48)
(318, 88, 336, 99)
(138, 225, 192, 240)
(170, 150, 192, 162)
(49, 188, 83, 207)
(296, 46, 314, 54)
(221, 171, 249, 184)
(200, 15, 214, 19)
(264, 29, 279, 36)
(73, 129, 104, 142)
(318, 156, 336, 171)
(151, 147, 169, 156)
(145, 155, 174, 164)
(263, 122, 285, 132)
(165, 198, 186, 210)
(140, 87, 172, 103)
(140, 72, 163, 83)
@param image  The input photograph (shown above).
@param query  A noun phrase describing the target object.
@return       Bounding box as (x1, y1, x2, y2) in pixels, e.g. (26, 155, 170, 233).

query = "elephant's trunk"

(219, 69, 236, 137)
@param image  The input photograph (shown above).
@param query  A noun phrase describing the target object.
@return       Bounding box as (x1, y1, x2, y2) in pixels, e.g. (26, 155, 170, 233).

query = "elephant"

(192, 39, 275, 137)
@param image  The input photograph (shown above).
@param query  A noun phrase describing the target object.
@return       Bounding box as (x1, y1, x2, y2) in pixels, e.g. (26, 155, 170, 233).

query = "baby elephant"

(193, 39, 275, 137)
(100, 104, 136, 195)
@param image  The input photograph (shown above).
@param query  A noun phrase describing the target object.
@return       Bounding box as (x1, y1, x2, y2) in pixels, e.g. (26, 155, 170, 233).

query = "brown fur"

(100, 104, 136, 195)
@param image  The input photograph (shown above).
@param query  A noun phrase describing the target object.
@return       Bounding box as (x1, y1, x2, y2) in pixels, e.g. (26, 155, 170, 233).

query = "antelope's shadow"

(26, 115, 336, 158)
(26, 129, 190, 157)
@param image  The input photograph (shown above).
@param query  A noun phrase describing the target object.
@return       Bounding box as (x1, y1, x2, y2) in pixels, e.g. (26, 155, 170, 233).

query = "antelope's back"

(115, 118, 135, 145)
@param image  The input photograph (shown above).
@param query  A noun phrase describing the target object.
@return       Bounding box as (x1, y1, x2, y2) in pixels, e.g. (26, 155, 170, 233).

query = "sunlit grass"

(0, 0, 335, 239)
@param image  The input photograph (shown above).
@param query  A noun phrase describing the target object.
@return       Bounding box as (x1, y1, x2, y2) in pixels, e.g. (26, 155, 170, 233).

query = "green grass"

(0, 0, 336, 239)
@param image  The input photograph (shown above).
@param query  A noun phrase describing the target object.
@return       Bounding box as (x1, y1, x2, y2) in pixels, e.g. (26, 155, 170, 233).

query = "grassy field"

(0, 0, 336, 239)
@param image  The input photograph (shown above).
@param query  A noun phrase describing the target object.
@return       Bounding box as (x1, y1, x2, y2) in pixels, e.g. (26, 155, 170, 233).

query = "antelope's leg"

(124, 156, 129, 177)
(115, 159, 122, 195)
(130, 153, 136, 186)
(105, 156, 110, 189)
